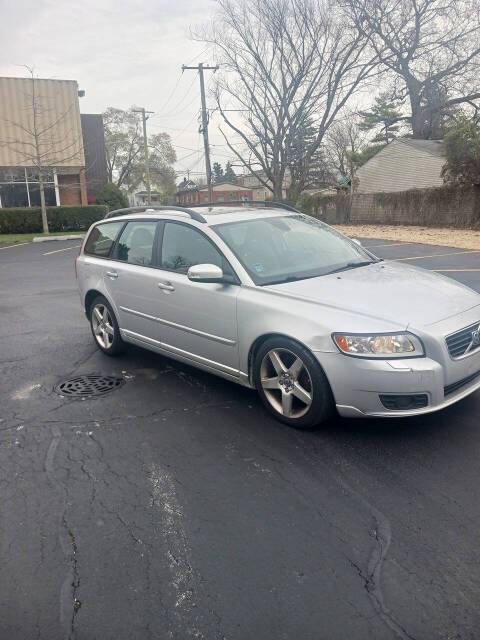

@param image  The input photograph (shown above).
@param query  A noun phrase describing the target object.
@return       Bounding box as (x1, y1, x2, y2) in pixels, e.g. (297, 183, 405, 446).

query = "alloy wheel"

(260, 348, 313, 418)
(91, 303, 115, 350)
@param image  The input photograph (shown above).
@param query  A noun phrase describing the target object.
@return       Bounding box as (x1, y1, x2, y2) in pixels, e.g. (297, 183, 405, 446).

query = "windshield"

(212, 214, 377, 285)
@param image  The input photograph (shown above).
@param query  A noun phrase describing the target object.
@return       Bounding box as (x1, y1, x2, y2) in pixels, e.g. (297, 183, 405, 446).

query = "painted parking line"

(433, 269, 480, 273)
(43, 244, 82, 256)
(393, 250, 480, 262)
(364, 242, 417, 249)
(0, 242, 31, 250)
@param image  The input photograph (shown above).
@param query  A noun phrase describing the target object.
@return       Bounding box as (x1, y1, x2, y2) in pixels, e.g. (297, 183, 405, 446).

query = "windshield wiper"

(262, 274, 312, 286)
(325, 260, 377, 275)
(261, 260, 380, 285)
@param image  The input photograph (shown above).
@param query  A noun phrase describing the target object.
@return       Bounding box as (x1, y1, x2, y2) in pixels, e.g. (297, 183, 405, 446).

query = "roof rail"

(188, 200, 300, 213)
(103, 205, 207, 223)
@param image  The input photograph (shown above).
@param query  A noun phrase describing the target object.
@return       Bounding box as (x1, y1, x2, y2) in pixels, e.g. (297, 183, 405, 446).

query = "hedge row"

(0, 205, 108, 234)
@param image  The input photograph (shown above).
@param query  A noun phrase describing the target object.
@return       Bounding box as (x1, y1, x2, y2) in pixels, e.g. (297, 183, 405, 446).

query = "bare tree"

(194, 0, 379, 199)
(0, 68, 85, 233)
(344, 0, 480, 139)
(325, 114, 365, 178)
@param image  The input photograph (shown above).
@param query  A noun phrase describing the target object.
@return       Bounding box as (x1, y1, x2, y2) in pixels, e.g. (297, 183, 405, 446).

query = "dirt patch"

(334, 224, 480, 250)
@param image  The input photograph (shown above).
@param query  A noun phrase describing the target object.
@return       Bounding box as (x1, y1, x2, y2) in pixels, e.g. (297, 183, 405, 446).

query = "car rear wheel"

(253, 337, 334, 429)
(89, 296, 123, 356)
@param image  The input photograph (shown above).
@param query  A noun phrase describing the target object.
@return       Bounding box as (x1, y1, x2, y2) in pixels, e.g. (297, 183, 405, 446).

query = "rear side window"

(116, 221, 157, 266)
(84, 222, 123, 257)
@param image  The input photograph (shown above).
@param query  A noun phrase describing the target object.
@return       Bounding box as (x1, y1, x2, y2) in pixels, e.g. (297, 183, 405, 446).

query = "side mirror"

(352, 238, 362, 246)
(187, 263, 224, 283)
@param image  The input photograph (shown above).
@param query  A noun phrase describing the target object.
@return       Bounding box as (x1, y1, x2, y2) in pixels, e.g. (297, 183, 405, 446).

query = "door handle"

(158, 281, 175, 292)
(106, 270, 118, 279)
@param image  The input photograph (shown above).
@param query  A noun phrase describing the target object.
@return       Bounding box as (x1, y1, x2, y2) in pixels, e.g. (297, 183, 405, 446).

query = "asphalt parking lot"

(1, 237, 480, 639)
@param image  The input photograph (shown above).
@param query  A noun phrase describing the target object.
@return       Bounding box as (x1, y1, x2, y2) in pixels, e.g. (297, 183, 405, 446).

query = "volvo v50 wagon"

(76, 204, 480, 429)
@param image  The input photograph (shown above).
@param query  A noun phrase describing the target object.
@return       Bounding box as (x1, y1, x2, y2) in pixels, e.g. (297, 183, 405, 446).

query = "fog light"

(379, 394, 428, 410)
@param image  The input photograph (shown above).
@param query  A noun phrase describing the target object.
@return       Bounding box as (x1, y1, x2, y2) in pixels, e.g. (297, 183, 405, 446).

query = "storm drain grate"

(54, 375, 125, 398)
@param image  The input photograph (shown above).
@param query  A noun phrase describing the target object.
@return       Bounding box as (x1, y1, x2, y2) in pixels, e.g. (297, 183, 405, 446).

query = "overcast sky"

(0, 0, 236, 180)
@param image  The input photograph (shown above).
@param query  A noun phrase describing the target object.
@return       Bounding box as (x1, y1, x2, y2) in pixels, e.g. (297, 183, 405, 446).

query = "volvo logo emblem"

(472, 326, 480, 346)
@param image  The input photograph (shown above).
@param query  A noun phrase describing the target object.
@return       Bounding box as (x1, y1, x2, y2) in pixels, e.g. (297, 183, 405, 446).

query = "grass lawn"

(0, 231, 85, 244)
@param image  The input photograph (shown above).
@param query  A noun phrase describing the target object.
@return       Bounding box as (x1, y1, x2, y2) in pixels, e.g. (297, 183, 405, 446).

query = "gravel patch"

(334, 224, 480, 250)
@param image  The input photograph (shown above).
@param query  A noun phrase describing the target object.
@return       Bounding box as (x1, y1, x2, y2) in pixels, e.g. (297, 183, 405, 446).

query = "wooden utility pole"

(133, 107, 154, 205)
(182, 63, 218, 202)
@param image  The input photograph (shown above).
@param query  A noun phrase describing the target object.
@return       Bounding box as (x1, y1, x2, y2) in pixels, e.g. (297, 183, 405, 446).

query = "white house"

(355, 139, 446, 194)
(237, 170, 291, 200)
(127, 187, 164, 207)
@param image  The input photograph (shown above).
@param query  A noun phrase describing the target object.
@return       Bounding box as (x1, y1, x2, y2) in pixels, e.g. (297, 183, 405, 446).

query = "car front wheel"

(89, 295, 123, 356)
(253, 337, 334, 429)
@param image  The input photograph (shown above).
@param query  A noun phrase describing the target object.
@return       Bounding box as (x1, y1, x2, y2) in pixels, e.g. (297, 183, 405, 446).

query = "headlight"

(332, 332, 424, 358)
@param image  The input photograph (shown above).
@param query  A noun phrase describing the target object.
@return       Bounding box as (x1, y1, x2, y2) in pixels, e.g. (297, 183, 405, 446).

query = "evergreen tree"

(212, 162, 224, 183)
(96, 183, 129, 212)
(442, 117, 480, 186)
(357, 94, 403, 144)
(224, 162, 236, 183)
(287, 118, 334, 199)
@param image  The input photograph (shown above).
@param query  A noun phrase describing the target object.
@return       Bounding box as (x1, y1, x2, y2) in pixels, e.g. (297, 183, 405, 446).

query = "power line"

(154, 71, 183, 116)
(151, 77, 198, 120)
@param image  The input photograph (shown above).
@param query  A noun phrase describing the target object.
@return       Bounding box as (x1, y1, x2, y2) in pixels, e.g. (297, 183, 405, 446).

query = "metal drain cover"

(54, 374, 125, 398)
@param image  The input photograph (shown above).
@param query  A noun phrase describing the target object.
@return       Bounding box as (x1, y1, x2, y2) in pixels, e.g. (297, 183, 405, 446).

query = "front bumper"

(314, 350, 480, 418)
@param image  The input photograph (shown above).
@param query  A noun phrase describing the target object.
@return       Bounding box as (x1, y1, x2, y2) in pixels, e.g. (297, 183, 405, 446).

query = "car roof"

(102, 206, 293, 227)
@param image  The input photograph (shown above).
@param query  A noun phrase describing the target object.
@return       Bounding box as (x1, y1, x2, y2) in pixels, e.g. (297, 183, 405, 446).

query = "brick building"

(176, 179, 253, 205)
(0, 76, 100, 208)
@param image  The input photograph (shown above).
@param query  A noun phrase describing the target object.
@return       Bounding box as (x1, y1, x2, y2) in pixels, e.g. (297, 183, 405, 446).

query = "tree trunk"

(39, 174, 49, 234)
(273, 179, 284, 201)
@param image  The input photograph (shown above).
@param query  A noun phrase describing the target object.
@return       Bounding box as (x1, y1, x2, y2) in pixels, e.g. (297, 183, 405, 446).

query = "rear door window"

(84, 222, 124, 257)
(115, 221, 158, 266)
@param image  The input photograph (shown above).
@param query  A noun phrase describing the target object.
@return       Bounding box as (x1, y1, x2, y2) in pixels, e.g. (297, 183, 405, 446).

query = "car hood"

(266, 261, 480, 328)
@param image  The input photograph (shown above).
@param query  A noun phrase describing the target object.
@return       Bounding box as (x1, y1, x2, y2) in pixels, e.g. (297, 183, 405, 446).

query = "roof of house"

(177, 179, 198, 192)
(198, 182, 246, 191)
(398, 138, 445, 157)
(355, 137, 446, 194)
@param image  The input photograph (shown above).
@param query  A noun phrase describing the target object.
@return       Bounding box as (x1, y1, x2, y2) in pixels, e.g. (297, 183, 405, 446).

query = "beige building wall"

(355, 140, 445, 194)
(0, 76, 85, 168)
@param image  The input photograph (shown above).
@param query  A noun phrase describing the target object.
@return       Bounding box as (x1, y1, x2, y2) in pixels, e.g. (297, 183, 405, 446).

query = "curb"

(33, 235, 85, 243)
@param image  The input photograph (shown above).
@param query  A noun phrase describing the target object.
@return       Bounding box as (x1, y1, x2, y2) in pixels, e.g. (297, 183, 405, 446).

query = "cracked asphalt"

(1, 238, 480, 639)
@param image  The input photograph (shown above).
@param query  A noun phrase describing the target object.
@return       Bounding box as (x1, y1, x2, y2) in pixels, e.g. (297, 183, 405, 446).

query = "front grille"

(444, 370, 480, 396)
(379, 394, 429, 410)
(445, 322, 480, 359)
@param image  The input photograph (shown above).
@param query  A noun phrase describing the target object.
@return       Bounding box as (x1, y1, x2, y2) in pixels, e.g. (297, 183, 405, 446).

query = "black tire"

(253, 336, 334, 430)
(89, 295, 124, 356)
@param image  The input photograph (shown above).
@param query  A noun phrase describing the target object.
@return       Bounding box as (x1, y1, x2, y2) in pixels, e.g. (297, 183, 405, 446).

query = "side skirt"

(120, 328, 253, 388)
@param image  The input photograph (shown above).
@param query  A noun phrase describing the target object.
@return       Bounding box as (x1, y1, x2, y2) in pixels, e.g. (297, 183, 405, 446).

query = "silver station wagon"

(76, 203, 480, 429)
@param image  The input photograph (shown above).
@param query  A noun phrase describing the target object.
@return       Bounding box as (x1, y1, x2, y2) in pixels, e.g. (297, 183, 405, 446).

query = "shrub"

(295, 193, 315, 215)
(0, 205, 108, 234)
(96, 182, 129, 211)
(442, 117, 480, 186)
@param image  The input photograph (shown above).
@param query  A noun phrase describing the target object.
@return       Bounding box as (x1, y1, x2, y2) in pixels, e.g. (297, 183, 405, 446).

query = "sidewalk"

(334, 224, 480, 250)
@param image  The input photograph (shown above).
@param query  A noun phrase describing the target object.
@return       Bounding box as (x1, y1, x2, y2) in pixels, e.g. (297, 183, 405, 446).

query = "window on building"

(230, 192, 239, 200)
(115, 221, 157, 266)
(28, 183, 57, 206)
(84, 222, 124, 257)
(0, 167, 57, 208)
(0, 183, 29, 207)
